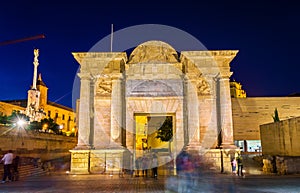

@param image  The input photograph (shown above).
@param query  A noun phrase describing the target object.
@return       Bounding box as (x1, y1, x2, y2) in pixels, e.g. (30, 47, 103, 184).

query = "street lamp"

(59, 125, 64, 135)
(17, 119, 26, 128)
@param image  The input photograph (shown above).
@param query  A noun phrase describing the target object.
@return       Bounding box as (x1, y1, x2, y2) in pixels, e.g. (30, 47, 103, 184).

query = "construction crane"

(0, 34, 45, 46)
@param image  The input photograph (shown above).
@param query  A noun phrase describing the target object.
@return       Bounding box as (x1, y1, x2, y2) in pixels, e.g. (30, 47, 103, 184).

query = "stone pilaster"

(219, 75, 235, 148)
(183, 76, 189, 146)
(89, 79, 95, 149)
(205, 74, 219, 148)
(76, 72, 92, 149)
(110, 75, 123, 147)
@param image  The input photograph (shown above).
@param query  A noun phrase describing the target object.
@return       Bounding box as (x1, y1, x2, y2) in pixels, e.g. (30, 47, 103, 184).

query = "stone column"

(183, 75, 189, 146)
(110, 75, 123, 147)
(75, 72, 92, 149)
(187, 78, 199, 144)
(89, 79, 95, 149)
(219, 75, 234, 148)
(205, 74, 219, 149)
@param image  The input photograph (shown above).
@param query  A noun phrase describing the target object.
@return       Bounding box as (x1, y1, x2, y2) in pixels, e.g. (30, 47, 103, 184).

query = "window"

(62, 114, 65, 120)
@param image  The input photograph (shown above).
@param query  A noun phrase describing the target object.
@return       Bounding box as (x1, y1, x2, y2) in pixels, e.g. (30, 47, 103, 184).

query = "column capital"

(77, 72, 91, 80)
(110, 73, 124, 81)
(218, 72, 233, 80)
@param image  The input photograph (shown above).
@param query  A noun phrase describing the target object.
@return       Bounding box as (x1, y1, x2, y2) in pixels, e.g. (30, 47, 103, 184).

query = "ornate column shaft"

(110, 75, 123, 147)
(219, 75, 234, 147)
(206, 74, 219, 148)
(89, 79, 95, 149)
(76, 72, 92, 149)
(183, 76, 189, 146)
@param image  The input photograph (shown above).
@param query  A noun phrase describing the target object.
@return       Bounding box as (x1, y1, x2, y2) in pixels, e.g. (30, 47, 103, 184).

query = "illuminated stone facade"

(71, 41, 239, 174)
(230, 81, 246, 98)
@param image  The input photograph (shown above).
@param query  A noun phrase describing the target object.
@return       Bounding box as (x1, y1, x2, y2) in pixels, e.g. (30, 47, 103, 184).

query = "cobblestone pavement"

(1, 173, 300, 193)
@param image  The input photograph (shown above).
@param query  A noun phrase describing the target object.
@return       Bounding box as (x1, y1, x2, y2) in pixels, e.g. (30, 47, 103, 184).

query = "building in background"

(230, 81, 300, 153)
(0, 49, 76, 134)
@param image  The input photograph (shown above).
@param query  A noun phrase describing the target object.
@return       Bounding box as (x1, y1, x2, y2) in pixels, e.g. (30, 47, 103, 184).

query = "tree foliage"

(0, 111, 29, 125)
(156, 116, 173, 142)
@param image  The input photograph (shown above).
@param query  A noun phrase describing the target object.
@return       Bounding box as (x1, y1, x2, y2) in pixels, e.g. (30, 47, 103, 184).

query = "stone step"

(0, 164, 48, 180)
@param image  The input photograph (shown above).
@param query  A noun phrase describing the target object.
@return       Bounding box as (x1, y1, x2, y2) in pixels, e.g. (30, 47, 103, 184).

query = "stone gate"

(70, 41, 238, 174)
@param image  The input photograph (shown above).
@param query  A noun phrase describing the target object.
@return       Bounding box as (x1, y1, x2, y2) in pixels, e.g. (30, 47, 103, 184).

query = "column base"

(69, 150, 90, 174)
(221, 143, 237, 150)
(74, 145, 93, 150)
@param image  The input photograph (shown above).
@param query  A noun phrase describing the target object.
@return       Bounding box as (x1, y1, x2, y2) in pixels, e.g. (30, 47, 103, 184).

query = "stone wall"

(263, 156, 300, 174)
(260, 117, 300, 156)
(260, 117, 300, 174)
(232, 97, 300, 140)
(0, 126, 77, 161)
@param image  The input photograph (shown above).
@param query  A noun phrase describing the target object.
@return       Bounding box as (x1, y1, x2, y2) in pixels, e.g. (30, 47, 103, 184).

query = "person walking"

(1, 150, 14, 183)
(12, 156, 20, 181)
(152, 154, 158, 179)
(135, 157, 141, 177)
(231, 157, 237, 175)
(236, 154, 244, 176)
(142, 155, 149, 177)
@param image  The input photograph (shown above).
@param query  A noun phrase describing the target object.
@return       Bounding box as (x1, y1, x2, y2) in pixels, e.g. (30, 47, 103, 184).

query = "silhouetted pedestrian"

(1, 150, 13, 183)
(236, 154, 244, 176)
(12, 156, 20, 181)
(152, 154, 158, 179)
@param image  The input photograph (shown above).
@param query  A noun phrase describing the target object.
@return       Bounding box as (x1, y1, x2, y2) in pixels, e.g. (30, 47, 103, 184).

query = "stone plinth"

(70, 148, 129, 174)
(69, 150, 90, 174)
(90, 148, 127, 174)
(203, 148, 239, 173)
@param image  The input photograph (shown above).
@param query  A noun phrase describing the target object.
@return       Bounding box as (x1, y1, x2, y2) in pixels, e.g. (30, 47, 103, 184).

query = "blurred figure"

(142, 155, 149, 177)
(236, 154, 244, 176)
(231, 157, 237, 175)
(176, 150, 195, 193)
(152, 154, 158, 179)
(12, 156, 20, 181)
(135, 157, 141, 177)
(1, 150, 13, 183)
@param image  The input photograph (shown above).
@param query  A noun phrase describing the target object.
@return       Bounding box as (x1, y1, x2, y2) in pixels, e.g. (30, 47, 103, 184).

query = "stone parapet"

(0, 127, 77, 161)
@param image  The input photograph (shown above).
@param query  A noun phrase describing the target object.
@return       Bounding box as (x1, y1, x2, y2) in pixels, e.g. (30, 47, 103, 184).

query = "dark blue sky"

(0, 0, 297, 109)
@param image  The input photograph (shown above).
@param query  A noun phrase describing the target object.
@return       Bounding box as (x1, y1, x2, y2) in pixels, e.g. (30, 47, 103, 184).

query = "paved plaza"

(0, 173, 300, 193)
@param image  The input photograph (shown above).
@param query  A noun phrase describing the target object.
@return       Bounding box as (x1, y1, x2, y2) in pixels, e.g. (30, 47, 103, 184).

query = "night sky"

(0, 0, 297, 109)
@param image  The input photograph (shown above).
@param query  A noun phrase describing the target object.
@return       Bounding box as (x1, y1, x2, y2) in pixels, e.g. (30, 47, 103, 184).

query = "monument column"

(89, 78, 95, 149)
(76, 72, 92, 149)
(110, 74, 123, 147)
(183, 75, 189, 146)
(205, 74, 219, 149)
(219, 74, 235, 148)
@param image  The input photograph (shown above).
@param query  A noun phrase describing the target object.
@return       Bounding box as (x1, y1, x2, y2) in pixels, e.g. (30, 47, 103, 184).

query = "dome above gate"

(128, 41, 179, 64)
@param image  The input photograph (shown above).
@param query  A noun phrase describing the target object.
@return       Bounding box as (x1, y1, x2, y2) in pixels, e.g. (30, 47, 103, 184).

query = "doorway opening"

(135, 114, 174, 154)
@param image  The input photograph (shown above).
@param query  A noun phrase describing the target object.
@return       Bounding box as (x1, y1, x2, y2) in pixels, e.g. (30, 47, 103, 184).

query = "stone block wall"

(260, 117, 300, 156)
(0, 126, 77, 161)
(70, 149, 126, 175)
(263, 156, 300, 174)
(203, 149, 236, 173)
(232, 97, 300, 140)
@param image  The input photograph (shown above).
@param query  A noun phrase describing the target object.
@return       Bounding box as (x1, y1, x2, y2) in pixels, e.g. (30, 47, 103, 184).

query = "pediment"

(128, 41, 179, 64)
